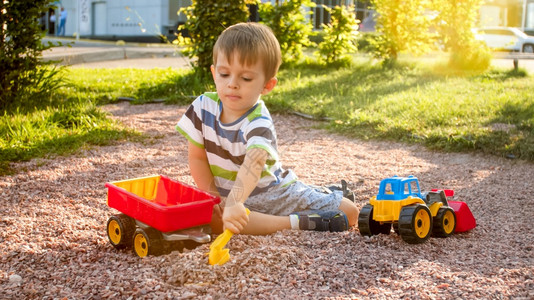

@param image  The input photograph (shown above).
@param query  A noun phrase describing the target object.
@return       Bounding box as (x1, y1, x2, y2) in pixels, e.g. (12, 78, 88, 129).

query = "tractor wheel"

(393, 222, 399, 235)
(398, 205, 432, 244)
(133, 227, 164, 257)
(358, 204, 391, 236)
(432, 207, 456, 237)
(107, 214, 136, 250)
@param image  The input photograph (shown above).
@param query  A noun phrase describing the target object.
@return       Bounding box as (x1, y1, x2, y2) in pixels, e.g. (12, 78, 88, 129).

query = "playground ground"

(1, 100, 533, 298)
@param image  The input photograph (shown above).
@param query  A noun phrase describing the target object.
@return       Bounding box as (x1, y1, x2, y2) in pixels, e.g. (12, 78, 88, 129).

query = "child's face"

(211, 50, 277, 122)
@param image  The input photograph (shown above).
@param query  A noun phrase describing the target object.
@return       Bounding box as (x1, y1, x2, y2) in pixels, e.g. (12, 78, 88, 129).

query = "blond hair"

(213, 23, 281, 80)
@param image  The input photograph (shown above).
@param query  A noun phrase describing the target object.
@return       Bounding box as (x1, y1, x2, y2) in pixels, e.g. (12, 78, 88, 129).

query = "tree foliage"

(316, 5, 359, 66)
(177, 0, 250, 76)
(370, 0, 437, 64)
(434, 0, 491, 70)
(259, 0, 315, 64)
(370, 0, 490, 70)
(0, 0, 59, 110)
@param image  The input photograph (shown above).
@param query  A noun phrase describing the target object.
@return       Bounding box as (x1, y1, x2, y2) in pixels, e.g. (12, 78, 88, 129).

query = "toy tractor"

(358, 175, 458, 244)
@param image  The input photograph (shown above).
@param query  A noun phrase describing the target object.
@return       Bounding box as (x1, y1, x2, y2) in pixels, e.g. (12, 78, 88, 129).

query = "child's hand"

(222, 202, 249, 234)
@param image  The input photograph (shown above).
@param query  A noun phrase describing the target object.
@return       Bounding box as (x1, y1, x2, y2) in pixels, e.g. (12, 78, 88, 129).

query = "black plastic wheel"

(107, 214, 136, 250)
(358, 204, 391, 236)
(432, 207, 456, 238)
(393, 222, 399, 235)
(398, 204, 432, 244)
(133, 227, 164, 257)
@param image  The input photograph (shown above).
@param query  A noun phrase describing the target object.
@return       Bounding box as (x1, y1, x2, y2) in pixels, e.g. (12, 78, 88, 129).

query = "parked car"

(473, 27, 534, 53)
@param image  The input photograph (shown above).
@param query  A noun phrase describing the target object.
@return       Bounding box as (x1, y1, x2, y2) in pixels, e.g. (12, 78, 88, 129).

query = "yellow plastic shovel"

(208, 208, 250, 265)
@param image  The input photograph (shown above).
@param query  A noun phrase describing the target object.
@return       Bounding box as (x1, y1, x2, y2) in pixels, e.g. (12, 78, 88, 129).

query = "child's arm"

(187, 141, 219, 197)
(223, 147, 268, 234)
(187, 141, 227, 233)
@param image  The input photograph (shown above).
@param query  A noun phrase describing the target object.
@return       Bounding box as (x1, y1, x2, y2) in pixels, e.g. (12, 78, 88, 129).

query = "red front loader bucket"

(448, 201, 477, 232)
(433, 189, 477, 233)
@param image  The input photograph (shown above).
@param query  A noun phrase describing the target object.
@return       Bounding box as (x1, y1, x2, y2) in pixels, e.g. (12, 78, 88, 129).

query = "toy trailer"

(105, 175, 220, 257)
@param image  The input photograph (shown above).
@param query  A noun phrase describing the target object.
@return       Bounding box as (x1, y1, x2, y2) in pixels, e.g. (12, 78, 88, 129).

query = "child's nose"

(227, 76, 238, 89)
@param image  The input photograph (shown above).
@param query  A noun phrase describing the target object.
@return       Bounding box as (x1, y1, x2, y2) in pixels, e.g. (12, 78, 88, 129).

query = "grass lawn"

(1, 56, 533, 175)
(268, 58, 534, 160)
(0, 98, 141, 174)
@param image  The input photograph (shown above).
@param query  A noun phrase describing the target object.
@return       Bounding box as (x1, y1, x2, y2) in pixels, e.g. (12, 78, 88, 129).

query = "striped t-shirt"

(176, 92, 297, 198)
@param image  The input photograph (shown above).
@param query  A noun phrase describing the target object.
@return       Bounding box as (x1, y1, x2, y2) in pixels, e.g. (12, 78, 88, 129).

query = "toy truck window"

(410, 181, 419, 194)
(385, 183, 393, 194)
(404, 183, 410, 195)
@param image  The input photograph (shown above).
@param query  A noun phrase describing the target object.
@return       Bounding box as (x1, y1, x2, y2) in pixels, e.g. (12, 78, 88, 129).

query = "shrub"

(316, 5, 359, 66)
(370, 0, 438, 64)
(259, 0, 315, 64)
(434, 0, 490, 71)
(356, 32, 380, 53)
(448, 40, 492, 71)
(177, 0, 250, 76)
(0, 0, 59, 110)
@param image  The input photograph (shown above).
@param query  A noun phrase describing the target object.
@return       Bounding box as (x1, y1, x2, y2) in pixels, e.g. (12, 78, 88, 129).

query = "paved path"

(41, 37, 534, 71)
(42, 37, 192, 69)
(492, 57, 534, 71)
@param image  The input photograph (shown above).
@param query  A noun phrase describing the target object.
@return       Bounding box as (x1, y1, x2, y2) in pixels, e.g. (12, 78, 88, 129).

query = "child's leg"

(338, 197, 359, 227)
(241, 211, 291, 235)
(211, 207, 291, 235)
(240, 203, 358, 234)
(209, 205, 224, 234)
(221, 200, 358, 235)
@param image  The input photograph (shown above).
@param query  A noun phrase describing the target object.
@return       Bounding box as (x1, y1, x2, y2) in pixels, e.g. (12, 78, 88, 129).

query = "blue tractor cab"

(376, 175, 424, 201)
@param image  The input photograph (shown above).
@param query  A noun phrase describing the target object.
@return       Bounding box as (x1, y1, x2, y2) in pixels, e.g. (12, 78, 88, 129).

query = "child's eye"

(219, 73, 229, 77)
(242, 77, 252, 82)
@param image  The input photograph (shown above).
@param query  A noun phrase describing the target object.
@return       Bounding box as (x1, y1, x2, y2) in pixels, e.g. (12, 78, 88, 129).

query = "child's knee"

(339, 198, 359, 226)
(210, 206, 224, 234)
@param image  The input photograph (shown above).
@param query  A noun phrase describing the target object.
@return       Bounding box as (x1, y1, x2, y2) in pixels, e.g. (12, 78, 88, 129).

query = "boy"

(176, 22, 358, 235)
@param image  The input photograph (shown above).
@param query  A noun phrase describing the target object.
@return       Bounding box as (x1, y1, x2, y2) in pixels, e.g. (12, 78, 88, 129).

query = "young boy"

(176, 22, 359, 235)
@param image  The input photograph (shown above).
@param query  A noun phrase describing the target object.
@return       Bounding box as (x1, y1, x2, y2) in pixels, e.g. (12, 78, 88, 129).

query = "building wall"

(528, 2, 534, 27)
(51, 0, 179, 38)
(479, 0, 534, 30)
(311, 0, 371, 30)
(107, 0, 166, 36)
(51, 0, 534, 40)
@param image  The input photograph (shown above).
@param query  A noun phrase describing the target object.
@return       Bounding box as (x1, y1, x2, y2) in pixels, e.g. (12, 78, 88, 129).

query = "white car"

(474, 27, 534, 53)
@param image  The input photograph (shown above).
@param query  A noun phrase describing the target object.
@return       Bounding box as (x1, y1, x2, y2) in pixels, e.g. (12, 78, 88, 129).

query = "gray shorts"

(244, 180, 343, 216)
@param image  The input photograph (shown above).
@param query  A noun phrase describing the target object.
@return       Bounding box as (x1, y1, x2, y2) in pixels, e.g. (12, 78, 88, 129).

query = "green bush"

(370, 0, 438, 64)
(309, 30, 326, 45)
(0, 0, 59, 110)
(316, 5, 359, 66)
(448, 40, 492, 71)
(434, 0, 490, 71)
(356, 32, 380, 53)
(177, 0, 250, 76)
(259, 0, 315, 64)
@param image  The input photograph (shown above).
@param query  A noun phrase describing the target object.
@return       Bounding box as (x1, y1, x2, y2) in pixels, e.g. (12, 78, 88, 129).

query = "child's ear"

(261, 77, 278, 95)
(210, 65, 216, 80)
